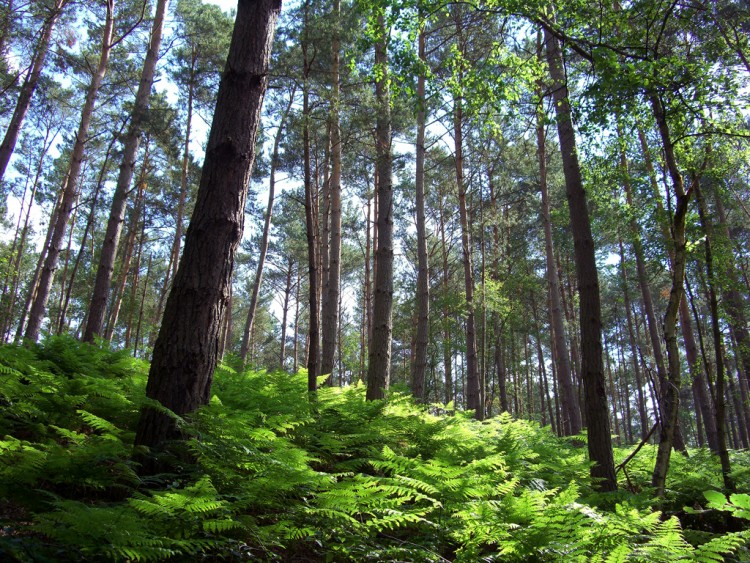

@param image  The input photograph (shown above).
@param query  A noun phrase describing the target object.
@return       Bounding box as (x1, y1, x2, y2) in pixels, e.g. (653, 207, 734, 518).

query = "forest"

(1, 0, 750, 560)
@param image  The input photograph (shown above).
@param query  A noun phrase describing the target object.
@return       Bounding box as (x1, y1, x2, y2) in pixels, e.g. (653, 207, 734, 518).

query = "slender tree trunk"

(134, 0, 280, 454)
(23, 1, 115, 341)
(537, 82, 580, 435)
(15, 191, 62, 342)
(649, 91, 692, 497)
(544, 27, 615, 491)
(366, 17, 394, 401)
(694, 179, 733, 489)
(320, 0, 342, 377)
(279, 259, 293, 370)
(301, 0, 319, 391)
(106, 172, 146, 341)
(439, 202, 453, 407)
(0, 0, 68, 182)
(239, 91, 293, 361)
(618, 241, 650, 440)
(84, 0, 169, 342)
(411, 27, 429, 401)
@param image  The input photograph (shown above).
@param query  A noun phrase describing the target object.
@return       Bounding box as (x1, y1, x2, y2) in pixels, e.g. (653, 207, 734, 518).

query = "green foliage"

(0, 338, 748, 561)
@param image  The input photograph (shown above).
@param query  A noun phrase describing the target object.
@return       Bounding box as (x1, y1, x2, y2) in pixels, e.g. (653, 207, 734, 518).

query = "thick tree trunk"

(84, 0, 169, 342)
(544, 28, 615, 491)
(366, 17, 393, 401)
(537, 88, 580, 435)
(0, 0, 68, 182)
(23, 1, 114, 341)
(134, 0, 280, 453)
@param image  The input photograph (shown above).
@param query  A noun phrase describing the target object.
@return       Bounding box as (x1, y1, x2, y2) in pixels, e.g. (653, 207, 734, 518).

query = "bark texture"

(366, 17, 393, 401)
(134, 0, 281, 452)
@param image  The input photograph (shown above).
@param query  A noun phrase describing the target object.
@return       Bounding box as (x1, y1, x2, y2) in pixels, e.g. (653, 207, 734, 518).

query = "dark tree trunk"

(320, 0, 342, 379)
(366, 16, 393, 401)
(411, 27, 429, 402)
(134, 0, 281, 454)
(544, 28, 616, 491)
(537, 80, 580, 435)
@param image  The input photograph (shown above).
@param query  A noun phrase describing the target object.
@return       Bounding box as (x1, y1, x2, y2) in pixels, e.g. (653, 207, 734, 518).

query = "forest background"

(1, 0, 750, 559)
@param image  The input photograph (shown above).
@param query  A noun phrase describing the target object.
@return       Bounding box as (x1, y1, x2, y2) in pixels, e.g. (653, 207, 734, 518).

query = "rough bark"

(84, 0, 169, 342)
(134, 0, 281, 453)
(23, 0, 114, 341)
(544, 27, 616, 492)
(366, 17, 393, 401)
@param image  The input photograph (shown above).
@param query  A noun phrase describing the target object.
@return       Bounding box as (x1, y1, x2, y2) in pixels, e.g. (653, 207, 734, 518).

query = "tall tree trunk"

(544, 27, 615, 491)
(694, 179, 733, 489)
(366, 16, 393, 401)
(411, 28, 429, 401)
(0, 0, 68, 182)
(301, 0, 319, 390)
(239, 91, 293, 361)
(23, 1, 115, 341)
(320, 0, 342, 377)
(168, 46, 196, 285)
(84, 0, 169, 342)
(649, 91, 692, 497)
(134, 0, 280, 454)
(279, 259, 293, 370)
(618, 240, 650, 440)
(537, 81, 580, 435)
(439, 201, 453, 406)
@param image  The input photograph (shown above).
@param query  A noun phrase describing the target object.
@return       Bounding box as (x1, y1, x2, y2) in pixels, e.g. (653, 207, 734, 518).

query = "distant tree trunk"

(411, 27, 429, 402)
(134, 0, 281, 453)
(320, 0, 342, 378)
(439, 201, 453, 407)
(536, 82, 580, 435)
(168, 46, 196, 286)
(618, 240, 651, 440)
(0, 0, 68, 182)
(23, 0, 114, 341)
(649, 91, 692, 497)
(106, 170, 146, 341)
(279, 259, 293, 370)
(84, 0, 169, 342)
(58, 123, 123, 334)
(694, 178, 733, 490)
(366, 16, 393, 401)
(239, 91, 293, 362)
(544, 27, 615, 491)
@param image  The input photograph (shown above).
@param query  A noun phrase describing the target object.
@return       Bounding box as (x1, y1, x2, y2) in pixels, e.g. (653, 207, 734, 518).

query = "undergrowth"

(0, 336, 748, 561)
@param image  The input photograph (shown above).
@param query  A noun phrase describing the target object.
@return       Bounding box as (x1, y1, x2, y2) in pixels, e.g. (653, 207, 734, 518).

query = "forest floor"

(1, 336, 749, 561)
